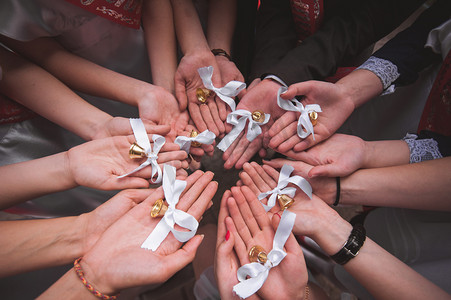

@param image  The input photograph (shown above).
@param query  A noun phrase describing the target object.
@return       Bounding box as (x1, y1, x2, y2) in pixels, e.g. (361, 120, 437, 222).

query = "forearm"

(0, 47, 112, 140)
(171, 0, 210, 55)
(313, 215, 450, 300)
(0, 152, 76, 209)
(38, 266, 98, 300)
(0, 217, 85, 278)
(362, 139, 410, 168)
(207, 0, 237, 54)
(340, 157, 451, 211)
(0, 35, 151, 107)
(335, 69, 384, 109)
(142, 0, 177, 93)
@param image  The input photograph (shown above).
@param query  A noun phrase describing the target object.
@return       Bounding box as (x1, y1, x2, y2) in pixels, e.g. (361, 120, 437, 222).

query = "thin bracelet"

(74, 257, 118, 300)
(211, 48, 232, 61)
(333, 177, 340, 206)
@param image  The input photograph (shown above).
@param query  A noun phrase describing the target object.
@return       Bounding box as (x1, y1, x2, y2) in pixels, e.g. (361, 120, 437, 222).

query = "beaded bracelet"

(74, 257, 118, 300)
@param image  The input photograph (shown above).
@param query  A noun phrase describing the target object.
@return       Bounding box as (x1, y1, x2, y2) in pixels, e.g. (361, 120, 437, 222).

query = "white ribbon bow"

(258, 164, 312, 211)
(277, 86, 322, 140)
(174, 129, 216, 154)
(141, 164, 199, 251)
(198, 66, 246, 111)
(118, 118, 165, 184)
(217, 109, 270, 152)
(233, 210, 296, 299)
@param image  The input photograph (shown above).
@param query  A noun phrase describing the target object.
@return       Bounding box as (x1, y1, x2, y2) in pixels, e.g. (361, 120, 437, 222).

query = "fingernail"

(225, 230, 230, 241)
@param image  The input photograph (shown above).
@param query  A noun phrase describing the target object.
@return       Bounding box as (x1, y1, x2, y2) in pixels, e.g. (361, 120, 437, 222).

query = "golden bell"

(277, 194, 294, 210)
(309, 111, 318, 126)
(151, 198, 168, 218)
(196, 88, 213, 104)
(251, 110, 265, 123)
(190, 130, 202, 147)
(129, 142, 146, 159)
(249, 245, 268, 264)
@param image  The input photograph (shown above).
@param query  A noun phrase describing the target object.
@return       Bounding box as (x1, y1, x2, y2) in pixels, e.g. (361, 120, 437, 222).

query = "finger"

(174, 74, 188, 111)
(225, 215, 248, 265)
(180, 170, 205, 195)
(176, 168, 188, 178)
(145, 124, 171, 136)
(161, 234, 204, 281)
(224, 135, 251, 169)
(236, 179, 243, 186)
(178, 171, 215, 211)
(222, 131, 244, 162)
(269, 122, 298, 150)
(227, 197, 253, 246)
(259, 148, 267, 158)
(241, 186, 271, 230)
(261, 164, 281, 182)
(110, 177, 150, 190)
(216, 97, 228, 121)
(235, 139, 262, 169)
(186, 181, 218, 220)
(158, 150, 188, 163)
(250, 162, 277, 189)
(200, 104, 220, 136)
(281, 82, 313, 100)
(238, 170, 260, 195)
(262, 158, 292, 170)
(208, 99, 226, 134)
(268, 112, 297, 138)
(231, 186, 260, 236)
(308, 164, 342, 178)
(115, 189, 155, 205)
(217, 190, 232, 243)
(189, 103, 208, 133)
(243, 162, 272, 193)
(293, 138, 314, 152)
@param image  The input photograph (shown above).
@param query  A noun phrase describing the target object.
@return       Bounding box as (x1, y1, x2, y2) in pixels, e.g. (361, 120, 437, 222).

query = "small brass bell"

(248, 245, 268, 264)
(151, 198, 168, 218)
(190, 130, 202, 147)
(277, 194, 294, 210)
(196, 88, 213, 104)
(129, 142, 146, 159)
(308, 111, 318, 126)
(251, 110, 265, 123)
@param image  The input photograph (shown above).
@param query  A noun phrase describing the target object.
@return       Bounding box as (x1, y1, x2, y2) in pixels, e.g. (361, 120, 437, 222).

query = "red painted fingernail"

(225, 230, 231, 241)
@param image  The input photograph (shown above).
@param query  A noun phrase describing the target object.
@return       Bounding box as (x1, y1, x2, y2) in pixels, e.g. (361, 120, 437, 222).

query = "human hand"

(175, 51, 228, 137)
(91, 116, 171, 141)
(222, 79, 286, 169)
(262, 159, 336, 205)
(268, 80, 355, 153)
(79, 170, 218, 294)
(136, 85, 190, 142)
(226, 186, 308, 299)
(67, 135, 189, 190)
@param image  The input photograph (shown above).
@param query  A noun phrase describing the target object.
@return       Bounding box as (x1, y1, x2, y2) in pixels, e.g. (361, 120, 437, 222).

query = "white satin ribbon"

(277, 86, 322, 140)
(233, 210, 296, 299)
(198, 66, 246, 111)
(141, 164, 199, 251)
(117, 118, 165, 184)
(258, 164, 312, 211)
(174, 130, 216, 154)
(217, 109, 270, 152)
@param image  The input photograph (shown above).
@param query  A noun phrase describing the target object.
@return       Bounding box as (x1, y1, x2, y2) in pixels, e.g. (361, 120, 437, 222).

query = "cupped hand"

(67, 135, 189, 190)
(268, 80, 355, 153)
(222, 79, 286, 169)
(79, 170, 218, 295)
(226, 186, 308, 299)
(175, 51, 228, 137)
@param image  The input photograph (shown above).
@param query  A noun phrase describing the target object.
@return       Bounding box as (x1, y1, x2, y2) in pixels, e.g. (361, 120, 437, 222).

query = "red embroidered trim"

(65, 0, 143, 29)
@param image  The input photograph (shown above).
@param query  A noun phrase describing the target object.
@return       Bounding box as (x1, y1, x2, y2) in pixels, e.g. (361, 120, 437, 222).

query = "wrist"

(79, 257, 119, 297)
(311, 213, 353, 256)
(60, 151, 79, 190)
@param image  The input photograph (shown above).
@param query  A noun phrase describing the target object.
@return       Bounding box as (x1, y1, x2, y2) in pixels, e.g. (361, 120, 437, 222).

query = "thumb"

(174, 73, 188, 110)
(281, 82, 314, 100)
(308, 164, 341, 178)
(163, 234, 205, 277)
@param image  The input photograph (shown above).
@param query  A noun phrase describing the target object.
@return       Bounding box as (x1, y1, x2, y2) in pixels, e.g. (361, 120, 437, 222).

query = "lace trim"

(403, 133, 443, 163)
(357, 56, 400, 90)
